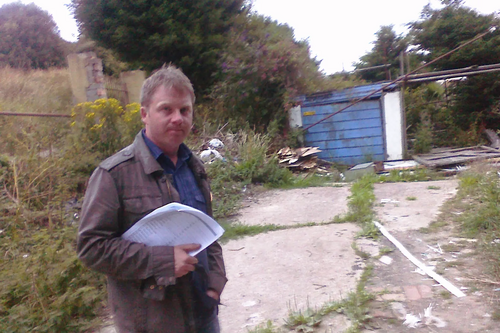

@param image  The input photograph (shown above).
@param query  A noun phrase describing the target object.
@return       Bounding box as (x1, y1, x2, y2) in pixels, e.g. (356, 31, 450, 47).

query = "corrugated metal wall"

(300, 83, 392, 165)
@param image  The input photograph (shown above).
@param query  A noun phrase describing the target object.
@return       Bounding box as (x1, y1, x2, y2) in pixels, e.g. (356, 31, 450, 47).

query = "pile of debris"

(277, 146, 328, 172)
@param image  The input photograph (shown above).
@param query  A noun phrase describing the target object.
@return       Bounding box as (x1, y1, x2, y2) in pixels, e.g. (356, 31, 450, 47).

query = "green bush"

(413, 122, 433, 154)
(0, 226, 106, 332)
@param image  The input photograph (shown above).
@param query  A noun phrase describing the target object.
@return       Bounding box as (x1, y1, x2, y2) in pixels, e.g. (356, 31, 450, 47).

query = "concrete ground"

(100, 180, 473, 333)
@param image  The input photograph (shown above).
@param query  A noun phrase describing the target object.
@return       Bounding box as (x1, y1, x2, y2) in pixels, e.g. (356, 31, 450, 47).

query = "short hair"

(140, 65, 195, 108)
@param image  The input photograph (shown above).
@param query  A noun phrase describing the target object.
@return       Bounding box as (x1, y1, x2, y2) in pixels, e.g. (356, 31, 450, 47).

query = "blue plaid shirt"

(142, 130, 207, 214)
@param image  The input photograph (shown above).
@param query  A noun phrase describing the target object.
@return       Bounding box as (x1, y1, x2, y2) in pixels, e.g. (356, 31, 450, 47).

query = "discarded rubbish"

(423, 304, 447, 328)
(373, 221, 466, 297)
(449, 238, 477, 243)
(344, 162, 376, 181)
(383, 160, 421, 171)
(402, 304, 447, 329)
(427, 244, 443, 254)
(277, 146, 328, 172)
(403, 314, 421, 328)
(379, 255, 393, 265)
(380, 198, 400, 204)
(209, 138, 224, 149)
(200, 149, 223, 163)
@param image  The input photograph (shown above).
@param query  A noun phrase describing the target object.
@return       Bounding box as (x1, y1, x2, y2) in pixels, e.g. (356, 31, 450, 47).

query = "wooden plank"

(413, 146, 500, 168)
(374, 221, 466, 298)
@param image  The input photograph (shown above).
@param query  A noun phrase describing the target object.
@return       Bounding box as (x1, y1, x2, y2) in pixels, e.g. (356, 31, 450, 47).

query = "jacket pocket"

(122, 194, 162, 231)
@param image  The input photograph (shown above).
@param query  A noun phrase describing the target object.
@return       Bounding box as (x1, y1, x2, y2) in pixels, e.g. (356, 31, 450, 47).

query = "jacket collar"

(132, 131, 164, 175)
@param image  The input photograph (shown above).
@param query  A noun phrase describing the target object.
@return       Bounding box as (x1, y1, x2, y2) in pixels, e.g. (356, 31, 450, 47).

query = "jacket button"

(150, 285, 155, 290)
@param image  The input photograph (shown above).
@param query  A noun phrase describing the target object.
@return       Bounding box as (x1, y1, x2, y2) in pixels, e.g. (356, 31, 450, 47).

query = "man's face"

(141, 85, 193, 157)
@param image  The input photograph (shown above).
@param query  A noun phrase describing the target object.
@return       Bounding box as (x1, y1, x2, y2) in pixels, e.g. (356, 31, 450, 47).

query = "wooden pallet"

(413, 146, 500, 168)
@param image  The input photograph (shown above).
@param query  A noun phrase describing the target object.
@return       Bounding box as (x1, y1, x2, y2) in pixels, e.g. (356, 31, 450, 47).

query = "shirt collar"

(142, 129, 192, 164)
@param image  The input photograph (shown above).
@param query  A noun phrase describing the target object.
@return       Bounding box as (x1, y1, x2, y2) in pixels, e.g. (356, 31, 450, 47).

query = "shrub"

(413, 122, 433, 153)
(206, 130, 294, 218)
(0, 226, 106, 332)
(70, 98, 142, 159)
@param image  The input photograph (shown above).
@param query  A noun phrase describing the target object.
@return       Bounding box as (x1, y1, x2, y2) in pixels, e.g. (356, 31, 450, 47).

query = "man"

(77, 66, 227, 333)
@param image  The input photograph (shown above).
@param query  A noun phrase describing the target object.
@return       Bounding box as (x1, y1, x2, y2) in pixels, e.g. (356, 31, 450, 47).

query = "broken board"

(413, 146, 500, 168)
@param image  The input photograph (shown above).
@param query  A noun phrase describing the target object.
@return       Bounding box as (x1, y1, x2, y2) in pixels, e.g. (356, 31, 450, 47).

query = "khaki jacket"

(77, 132, 227, 333)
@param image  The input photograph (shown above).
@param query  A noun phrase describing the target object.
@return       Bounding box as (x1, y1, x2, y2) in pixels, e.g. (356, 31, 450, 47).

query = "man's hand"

(174, 244, 200, 277)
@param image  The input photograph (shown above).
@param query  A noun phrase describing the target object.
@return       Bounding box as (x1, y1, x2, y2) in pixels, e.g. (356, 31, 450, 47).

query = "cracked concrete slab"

(234, 186, 351, 226)
(373, 180, 459, 232)
(219, 224, 362, 333)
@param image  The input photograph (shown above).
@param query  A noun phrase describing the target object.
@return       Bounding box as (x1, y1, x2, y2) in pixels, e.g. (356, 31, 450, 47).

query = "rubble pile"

(277, 146, 328, 172)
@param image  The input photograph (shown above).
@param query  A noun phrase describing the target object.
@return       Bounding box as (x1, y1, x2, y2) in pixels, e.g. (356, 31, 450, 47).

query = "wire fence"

(104, 76, 129, 106)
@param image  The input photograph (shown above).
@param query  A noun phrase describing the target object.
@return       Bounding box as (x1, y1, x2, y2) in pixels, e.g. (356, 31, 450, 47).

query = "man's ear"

(140, 106, 147, 124)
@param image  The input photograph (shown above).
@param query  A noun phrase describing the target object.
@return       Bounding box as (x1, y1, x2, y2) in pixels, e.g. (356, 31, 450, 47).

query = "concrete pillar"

(67, 53, 88, 104)
(120, 70, 146, 104)
(67, 52, 107, 104)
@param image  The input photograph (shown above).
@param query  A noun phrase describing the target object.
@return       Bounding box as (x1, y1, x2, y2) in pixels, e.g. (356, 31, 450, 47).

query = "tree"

(410, 0, 500, 131)
(210, 14, 325, 132)
(354, 25, 408, 82)
(0, 3, 66, 69)
(71, 0, 244, 94)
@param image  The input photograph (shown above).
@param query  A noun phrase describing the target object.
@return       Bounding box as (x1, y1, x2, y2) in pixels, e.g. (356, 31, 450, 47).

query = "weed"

(379, 247, 393, 255)
(441, 243, 461, 252)
(321, 265, 375, 332)
(406, 196, 417, 201)
(351, 242, 370, 259)
(284, 265, 375, 333)
(443, 260, 465, 268)
(285, 302, 322, 332)
(427, 185, 441, 190)
(419, 220, 449, 234)
(439, 291, 452, 300)
(247, 320, 281, 333)
(334, 174, 380, 239)
(492, 309, 500, 321)
(219, 222, 283, 242)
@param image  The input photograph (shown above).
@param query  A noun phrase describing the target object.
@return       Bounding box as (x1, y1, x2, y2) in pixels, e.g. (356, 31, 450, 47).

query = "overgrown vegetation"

(456, 166, 500, 281)
(334, 174, 379, 238)
(0, 67, 340, 332)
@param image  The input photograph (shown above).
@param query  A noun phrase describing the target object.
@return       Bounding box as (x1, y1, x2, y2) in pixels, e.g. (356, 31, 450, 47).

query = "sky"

(1, 0, 498, 74)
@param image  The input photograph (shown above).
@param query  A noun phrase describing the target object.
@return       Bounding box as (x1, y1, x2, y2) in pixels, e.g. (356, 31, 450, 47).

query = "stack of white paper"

(122, 203, 224, 255)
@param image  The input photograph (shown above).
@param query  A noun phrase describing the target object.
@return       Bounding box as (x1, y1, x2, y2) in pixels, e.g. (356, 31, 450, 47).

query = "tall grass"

(0, 66, 73, 114)
(0, 68, 107, 332)
(0, 67, 74, 156)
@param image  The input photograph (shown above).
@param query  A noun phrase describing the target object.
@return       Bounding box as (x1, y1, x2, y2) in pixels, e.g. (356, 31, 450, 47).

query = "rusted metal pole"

(302, 27, 496, 132)
(0, 112, 71, 118)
